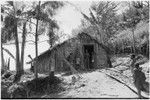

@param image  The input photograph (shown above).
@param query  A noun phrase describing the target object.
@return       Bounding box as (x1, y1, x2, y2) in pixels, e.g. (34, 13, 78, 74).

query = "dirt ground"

(2, 55, 149, 98)
(41, 55, 149, 98)
(42, 71, 138, 98)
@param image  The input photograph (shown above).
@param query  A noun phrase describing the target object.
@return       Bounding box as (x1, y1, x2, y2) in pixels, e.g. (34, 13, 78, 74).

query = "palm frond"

(41, 1, 64, 17)
(89, 9, 98, 24)
(3, 47, 16, 60)
(81, 12, 93, 24)
(7, 1, 14, 6)
(41, 1, 64, 9)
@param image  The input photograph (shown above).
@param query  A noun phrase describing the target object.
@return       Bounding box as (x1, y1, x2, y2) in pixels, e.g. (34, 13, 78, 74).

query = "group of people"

(130, 54, 147, 98)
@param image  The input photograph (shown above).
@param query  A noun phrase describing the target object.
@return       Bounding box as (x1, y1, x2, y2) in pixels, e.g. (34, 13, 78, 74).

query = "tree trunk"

(20, 22, 27, 74)
(146, 42, 149, 58)
(49, 23, 53, 48)
(146, 36, 149, 58)
(7, 58, 10, 70)
(96, 24, 103, 44)
(1, 35, 5, 71)
(34, 1, 41, 78)
(131, 28, 136, 54)
(48, 24, 54, 78)
(58, 50, 79, 74)
(13, 20, 22, 83)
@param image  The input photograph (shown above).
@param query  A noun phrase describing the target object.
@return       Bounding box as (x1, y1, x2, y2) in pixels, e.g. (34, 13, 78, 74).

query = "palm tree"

(2, 1, 34, 82)
(30, 1, 64, 78)
(2, 1, 22, 82)
(34, 1, 41, 78)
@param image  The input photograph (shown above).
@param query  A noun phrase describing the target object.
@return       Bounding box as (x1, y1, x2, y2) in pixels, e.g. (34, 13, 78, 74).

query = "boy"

(133, 63, 146, 98)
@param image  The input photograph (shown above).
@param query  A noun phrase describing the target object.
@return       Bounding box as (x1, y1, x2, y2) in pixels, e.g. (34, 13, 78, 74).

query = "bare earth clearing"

(2, 55, 149, 98)
(41, 71, 139, 98)
(41, 56, 149, 98)
(55, 71, 138, 98)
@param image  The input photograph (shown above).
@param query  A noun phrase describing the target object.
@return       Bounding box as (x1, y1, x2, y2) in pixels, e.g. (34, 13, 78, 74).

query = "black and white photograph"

(1, 0, 149, 99)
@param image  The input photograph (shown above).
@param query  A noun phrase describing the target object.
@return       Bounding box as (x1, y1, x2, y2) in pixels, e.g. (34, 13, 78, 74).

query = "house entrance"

(83, 44, 94, 69)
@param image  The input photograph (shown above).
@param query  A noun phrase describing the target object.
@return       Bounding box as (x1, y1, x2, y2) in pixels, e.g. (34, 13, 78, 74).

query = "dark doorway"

(83, 45, 94, 69)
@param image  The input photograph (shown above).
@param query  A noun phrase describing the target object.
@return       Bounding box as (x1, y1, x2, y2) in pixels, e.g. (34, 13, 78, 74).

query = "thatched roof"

(78, 32, 111, 54)
(29, 32, 110, 63)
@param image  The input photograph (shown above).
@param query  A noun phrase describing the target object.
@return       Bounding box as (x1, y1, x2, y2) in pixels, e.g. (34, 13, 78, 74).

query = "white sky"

(54, 1, 128, 35)
(55, 1, 93, 34)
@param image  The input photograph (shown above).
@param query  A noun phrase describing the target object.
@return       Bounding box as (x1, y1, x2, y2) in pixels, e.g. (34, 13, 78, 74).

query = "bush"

(2, 71, 13, 79)
(8, 84, 27, 98)
(1, 85, 10, 98)
(1, 79, 13, 98)
(24, 76, 62, 96)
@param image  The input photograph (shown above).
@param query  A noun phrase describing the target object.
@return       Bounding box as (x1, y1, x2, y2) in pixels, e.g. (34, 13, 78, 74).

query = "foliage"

(41, 1, 64, 17)
(80, 1, 149, 56)
(81, 1, 120, 45)
(91, 1, 119, 36)
(120, 1, 149, 29)
(40, 1, 64, 47)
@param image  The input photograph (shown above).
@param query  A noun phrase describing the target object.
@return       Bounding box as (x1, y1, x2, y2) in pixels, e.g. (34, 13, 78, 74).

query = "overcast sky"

(55, 1, 128, 35)
(55, 1, 93, 35)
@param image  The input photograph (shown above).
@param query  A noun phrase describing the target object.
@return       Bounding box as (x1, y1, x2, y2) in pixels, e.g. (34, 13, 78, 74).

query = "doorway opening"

(83, 44, 94, 69)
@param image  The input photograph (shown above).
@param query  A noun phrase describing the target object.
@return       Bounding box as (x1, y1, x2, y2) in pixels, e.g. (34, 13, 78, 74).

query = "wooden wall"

(36, 33, 109, 74)
(36, 56, 50, 74)
(96, 44, 107, 68)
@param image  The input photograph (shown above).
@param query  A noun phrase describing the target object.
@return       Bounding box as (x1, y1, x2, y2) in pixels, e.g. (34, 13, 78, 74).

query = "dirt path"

(45, 71, 138, 98)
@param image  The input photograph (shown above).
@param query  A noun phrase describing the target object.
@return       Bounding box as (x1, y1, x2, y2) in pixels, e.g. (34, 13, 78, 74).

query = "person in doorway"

(133, 63, 146, 98)
(91, 52, 94, 68)
(85, 50, 90, 69)
(76, 57, 80, 70)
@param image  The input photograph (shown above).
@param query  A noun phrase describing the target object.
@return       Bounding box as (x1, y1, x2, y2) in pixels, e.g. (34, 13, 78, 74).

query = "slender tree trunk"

(146, 41, 149, 57)
(15, 22, 20, 73)
(1, 35, 5, 71)
(146, 37, 149, 58)
(7, 58, 10, 70)
(49, 23, 53, 48)
(20, 22, 27, 74)
(13, 20, 21, 83)
(131, 28, 136, 54)
(113, 43, 115, 55)
(49, 26, 54, 78)
(34, 1, 41, 78)
(96, 24, 103, 44)
(35, 20, 39, 79)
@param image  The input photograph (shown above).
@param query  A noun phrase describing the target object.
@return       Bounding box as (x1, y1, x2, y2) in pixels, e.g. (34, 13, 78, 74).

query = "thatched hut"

(29, 32, 112, 74)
